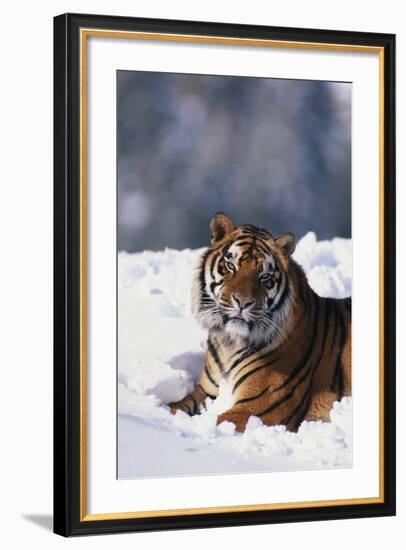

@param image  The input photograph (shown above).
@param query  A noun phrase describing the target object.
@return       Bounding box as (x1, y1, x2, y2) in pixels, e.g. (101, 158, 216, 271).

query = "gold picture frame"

(54, 13, 396, 536)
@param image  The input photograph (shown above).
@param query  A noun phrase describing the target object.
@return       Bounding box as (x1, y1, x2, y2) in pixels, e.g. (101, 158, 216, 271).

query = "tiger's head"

(192, 212, 297, 344)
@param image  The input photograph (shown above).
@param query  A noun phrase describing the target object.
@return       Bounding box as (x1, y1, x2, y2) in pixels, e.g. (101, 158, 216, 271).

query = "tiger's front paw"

(168, 395, 199, 416)
(216, 412, 249, 433)
(168, 402, 184, 415)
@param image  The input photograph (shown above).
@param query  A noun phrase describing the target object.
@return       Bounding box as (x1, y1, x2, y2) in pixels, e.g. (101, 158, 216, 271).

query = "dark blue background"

(117, 71, 351, 252)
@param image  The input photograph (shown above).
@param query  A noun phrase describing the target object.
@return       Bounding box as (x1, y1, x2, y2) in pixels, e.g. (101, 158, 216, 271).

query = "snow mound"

(118, 233, 352, 478)
(293, 232, 352, 298)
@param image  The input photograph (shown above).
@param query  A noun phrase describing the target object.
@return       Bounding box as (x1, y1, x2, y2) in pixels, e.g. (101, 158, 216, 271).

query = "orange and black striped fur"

(169, 212, 351, 433)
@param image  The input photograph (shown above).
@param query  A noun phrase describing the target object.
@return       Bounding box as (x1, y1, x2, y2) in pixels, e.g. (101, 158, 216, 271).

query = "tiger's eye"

(226, 261, 236, 272)
(260, 272, 272, 282)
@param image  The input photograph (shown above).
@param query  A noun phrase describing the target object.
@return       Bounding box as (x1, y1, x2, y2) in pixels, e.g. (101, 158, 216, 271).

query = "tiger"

(169, 212, 351, 433)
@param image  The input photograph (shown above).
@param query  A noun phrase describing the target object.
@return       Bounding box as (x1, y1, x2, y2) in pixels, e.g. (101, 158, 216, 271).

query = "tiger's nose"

(233, 293, 255, 310)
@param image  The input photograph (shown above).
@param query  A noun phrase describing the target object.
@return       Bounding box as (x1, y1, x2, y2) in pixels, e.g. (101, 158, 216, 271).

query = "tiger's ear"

(210, 212, 236, 244)
(275, 232, 296, 257)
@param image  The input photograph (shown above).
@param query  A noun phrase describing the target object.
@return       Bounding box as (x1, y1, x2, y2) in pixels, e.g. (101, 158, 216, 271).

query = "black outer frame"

(53, 12, 396, 537)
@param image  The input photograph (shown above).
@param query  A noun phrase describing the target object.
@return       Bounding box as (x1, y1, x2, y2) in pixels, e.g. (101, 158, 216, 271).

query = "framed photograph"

(53, 13, 396, 536)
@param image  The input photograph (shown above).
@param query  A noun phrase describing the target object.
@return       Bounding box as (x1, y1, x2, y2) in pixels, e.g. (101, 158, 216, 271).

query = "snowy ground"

(118, 232, 352, 479)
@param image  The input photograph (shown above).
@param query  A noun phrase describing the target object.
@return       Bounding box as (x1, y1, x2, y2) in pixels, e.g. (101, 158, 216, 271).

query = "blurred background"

(117, 71, 351, 252)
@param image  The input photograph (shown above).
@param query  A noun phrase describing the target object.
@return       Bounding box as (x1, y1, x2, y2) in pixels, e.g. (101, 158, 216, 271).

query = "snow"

(118, 232, 352, 478)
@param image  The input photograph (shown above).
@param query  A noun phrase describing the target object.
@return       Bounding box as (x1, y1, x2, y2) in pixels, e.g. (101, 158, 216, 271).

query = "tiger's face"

(192, 212, 296, 343)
